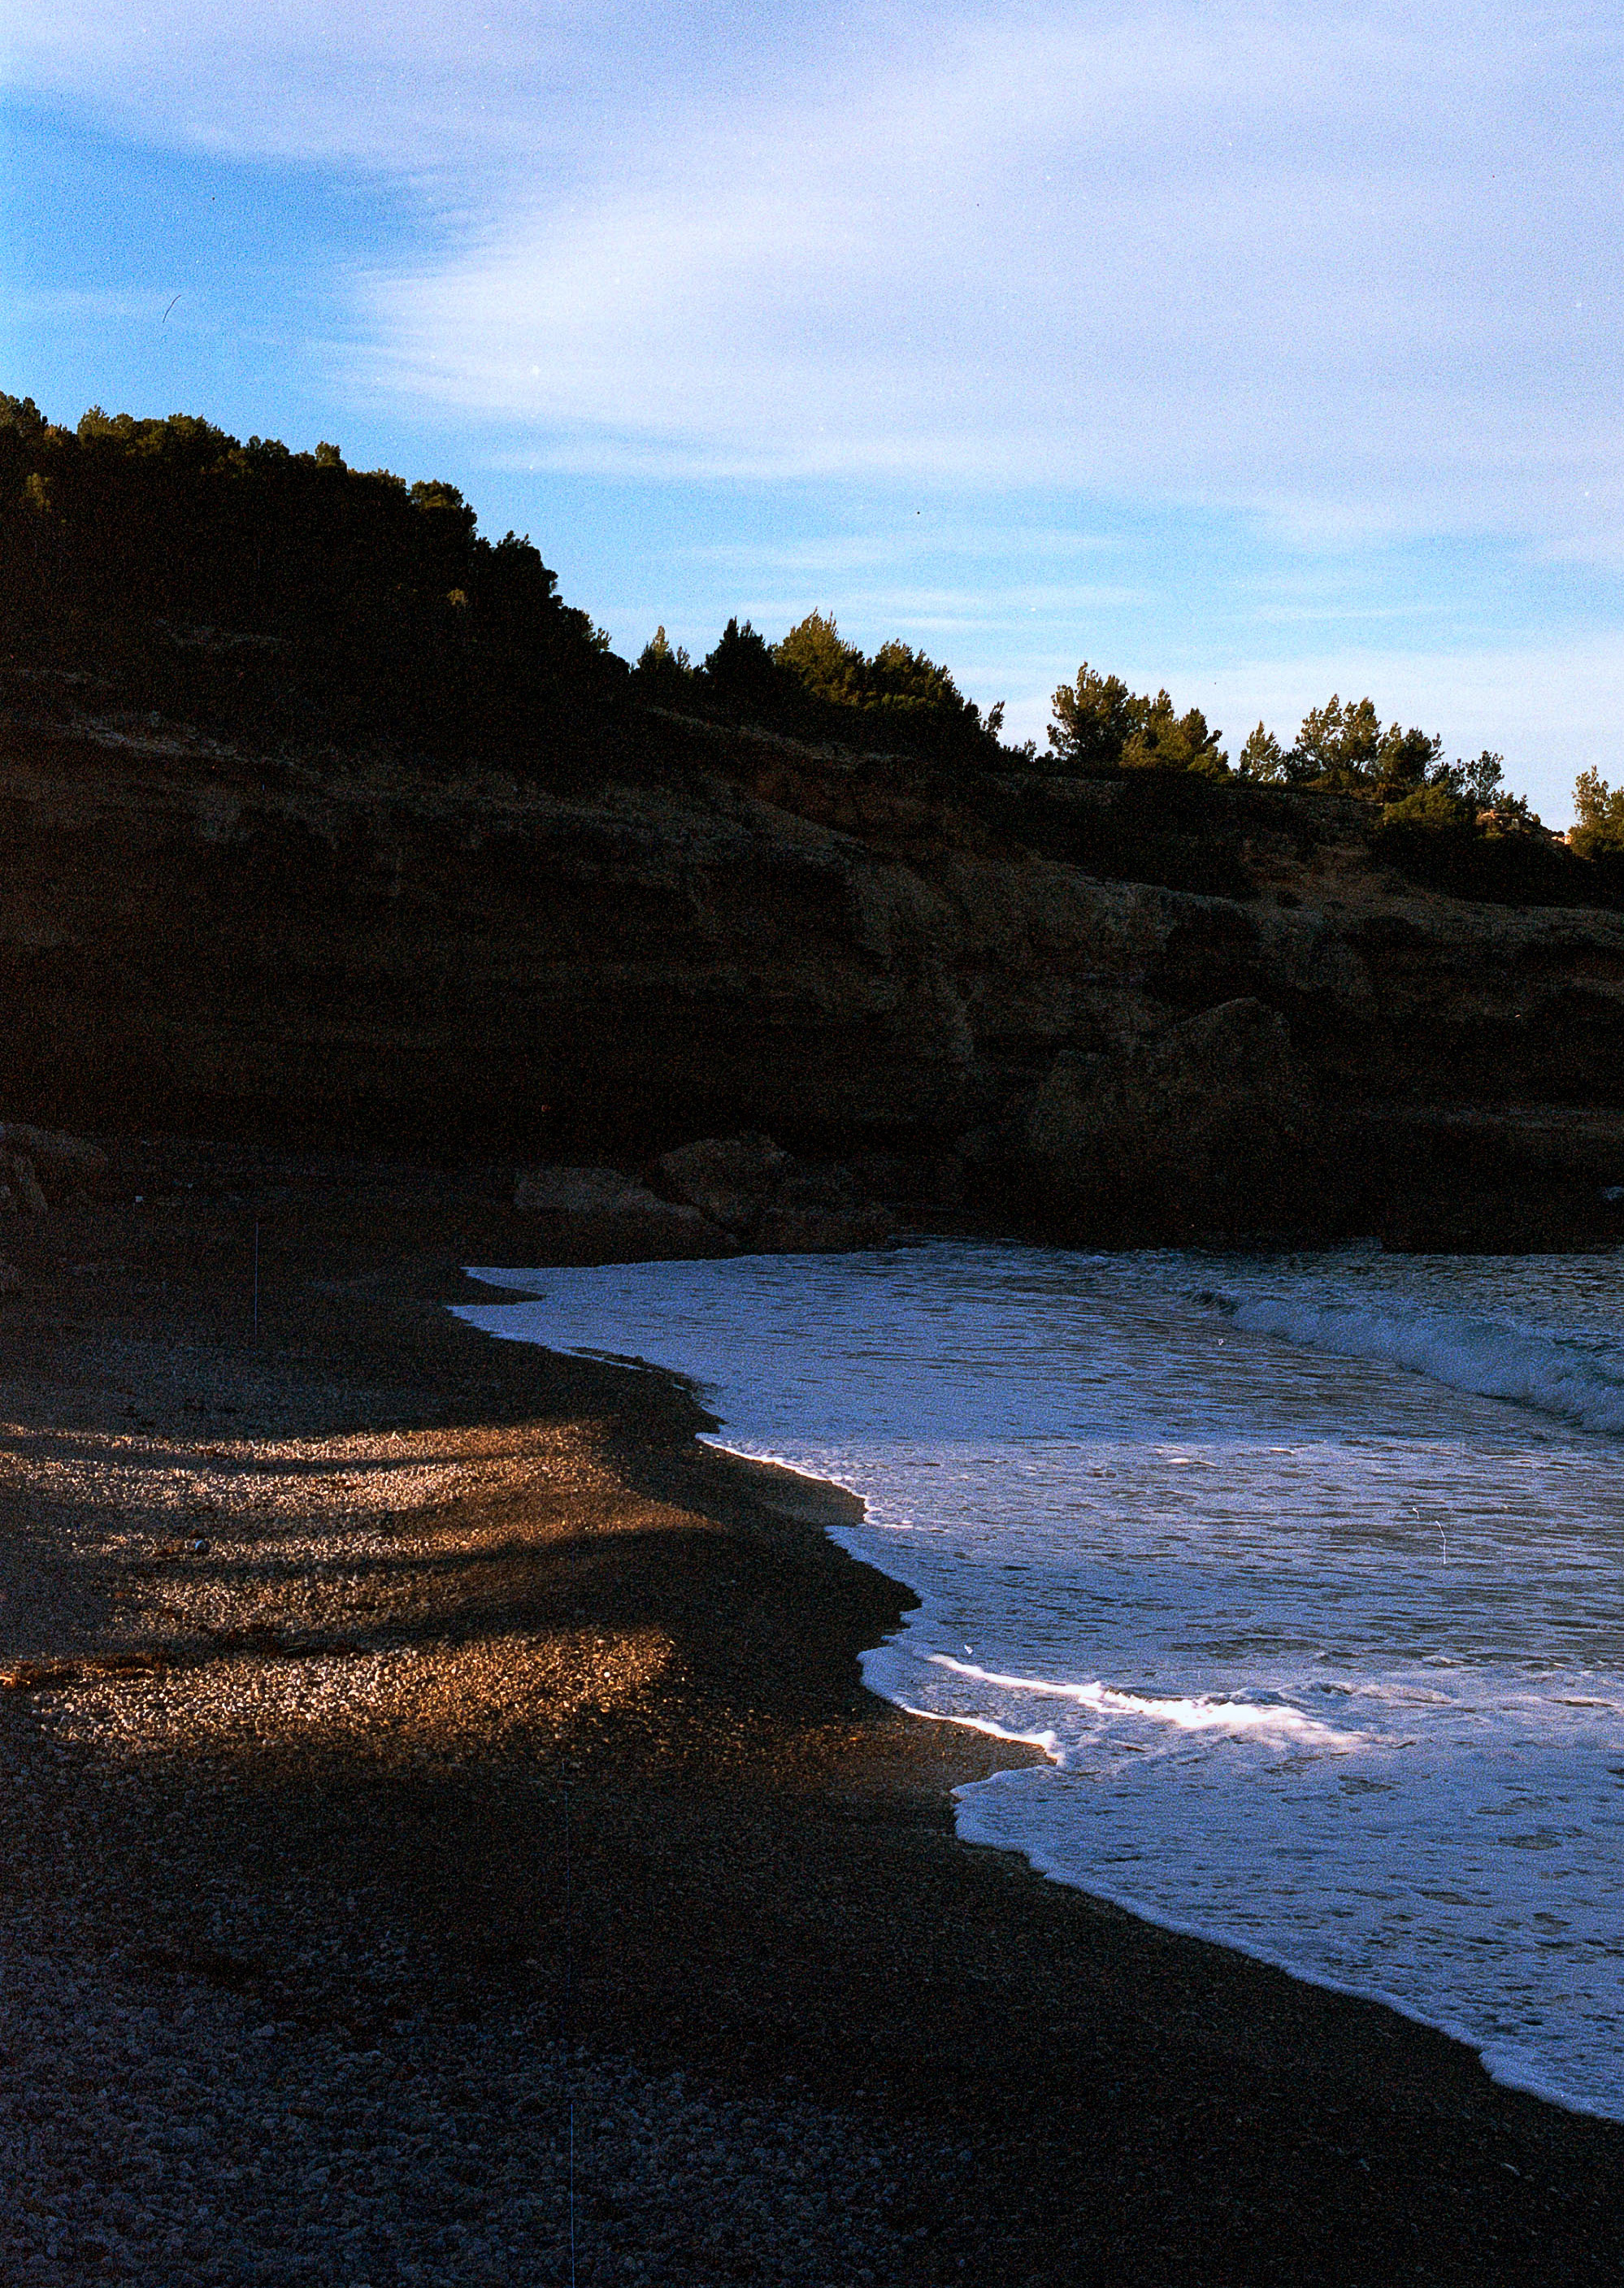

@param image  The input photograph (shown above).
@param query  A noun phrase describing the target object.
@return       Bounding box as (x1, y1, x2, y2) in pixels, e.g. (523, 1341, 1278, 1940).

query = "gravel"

(0, 1389, 939, 2288)
(0, 1917, 926, 2288)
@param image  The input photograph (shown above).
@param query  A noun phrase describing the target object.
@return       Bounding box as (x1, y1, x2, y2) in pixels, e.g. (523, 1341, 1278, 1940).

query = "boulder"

(1014, 997, 1319, 1235)
(511, 1166, 734, 1261)
(0, 1154, 48, 1217)
(0, 1122, 106, 1202)
(751, 1200, 894, 1253)
(642, 1135, 795, 1234)
(1344, 1105, 1624, 1252)
(646, 1135, 894, 1253)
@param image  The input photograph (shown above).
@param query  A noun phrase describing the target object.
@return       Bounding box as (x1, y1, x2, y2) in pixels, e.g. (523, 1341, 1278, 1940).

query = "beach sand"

(2, 1138, 1622, 2286)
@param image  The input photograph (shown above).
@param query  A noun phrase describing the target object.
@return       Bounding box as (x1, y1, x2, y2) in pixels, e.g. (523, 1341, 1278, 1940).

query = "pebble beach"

(3, 1141, 1624, 2286)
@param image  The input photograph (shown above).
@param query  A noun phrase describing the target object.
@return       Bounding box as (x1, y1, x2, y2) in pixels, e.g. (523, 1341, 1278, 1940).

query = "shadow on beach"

(2, 1142, 1622, 2286)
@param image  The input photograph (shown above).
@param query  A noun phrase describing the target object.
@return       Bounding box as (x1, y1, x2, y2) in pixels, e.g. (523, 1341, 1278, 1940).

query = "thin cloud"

(11, 0, 1624, 787)
(337, 5, 1624, 557)
(15, 4, 1624, 556)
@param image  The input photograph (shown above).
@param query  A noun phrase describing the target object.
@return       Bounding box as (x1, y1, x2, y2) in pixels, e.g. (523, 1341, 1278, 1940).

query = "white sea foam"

(458, 1240, 1624, 2123)
(926, 1657, 1370, 1753)
(1216, 1290, 1624, 1435)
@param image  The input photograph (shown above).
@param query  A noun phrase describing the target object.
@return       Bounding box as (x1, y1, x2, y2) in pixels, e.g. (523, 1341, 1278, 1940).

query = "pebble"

(0, 1929, 925, 2286)
(0, 1250, 944, 2286)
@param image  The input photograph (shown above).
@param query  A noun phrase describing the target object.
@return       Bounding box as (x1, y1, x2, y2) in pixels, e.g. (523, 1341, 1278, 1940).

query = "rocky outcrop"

(510, 1168, 728, 1262)
(0, 1121, 108, 1197)
(515, 1138, 895, 1261)
(0, 1122, 106, 1218)
(645, 1136, 893, 1253)
(981, 998, 1321, 1238)
(0, 1153, 46, 1218)
(1346, 1105, 1624, 1253)
(6, 710, 1624, 1244)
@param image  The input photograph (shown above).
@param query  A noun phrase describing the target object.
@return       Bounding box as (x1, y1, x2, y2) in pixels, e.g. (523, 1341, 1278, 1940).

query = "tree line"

(3, 393, 1618, 890)
(0, 396, 1005, 769)
(0, 395, 621, 753)
(1048, 665, 1540, 828)
(632, 611, 1005, 763)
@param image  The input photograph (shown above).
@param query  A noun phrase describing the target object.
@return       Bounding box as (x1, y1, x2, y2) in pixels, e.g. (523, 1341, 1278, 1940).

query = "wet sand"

(2, 1139, 1622, 2286)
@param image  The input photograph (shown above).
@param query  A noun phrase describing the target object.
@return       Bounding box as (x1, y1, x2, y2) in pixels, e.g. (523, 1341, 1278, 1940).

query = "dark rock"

(647, 1136, 895, 1253)
(750, 1200, 892, 1253)
(1, 1153, 47, 1217)
(0, 1122, 106, 1202)
(644, 1136, 795, 1233)
(1008, 998, 1320, 1237)
(1345, 1105, 1624, 1252)
(511, 1167, 732, 1262)
(7, 716, 1624, 1250)
(843, 1150, 966, 1210)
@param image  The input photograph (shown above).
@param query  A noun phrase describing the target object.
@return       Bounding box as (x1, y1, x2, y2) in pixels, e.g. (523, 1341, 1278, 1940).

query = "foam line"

(454, 1247, 1624, 2128)
(948, 1772, 1619, 2125)
(927, 1656, 1369, 1752)
(1219, 1293, 1624, 1435)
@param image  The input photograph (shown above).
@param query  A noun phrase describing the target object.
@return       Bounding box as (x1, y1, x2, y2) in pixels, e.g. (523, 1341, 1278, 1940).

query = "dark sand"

(2, 1140, 1622, 2285)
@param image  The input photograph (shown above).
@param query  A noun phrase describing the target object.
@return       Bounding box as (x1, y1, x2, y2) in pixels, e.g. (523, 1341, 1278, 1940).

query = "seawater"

(454, 1241, 1624, 2121)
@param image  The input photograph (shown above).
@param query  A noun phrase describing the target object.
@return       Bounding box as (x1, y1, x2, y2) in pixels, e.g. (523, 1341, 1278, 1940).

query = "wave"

(1207, 1291, 1624, 1437)
(926, 1656, 1368, 1754)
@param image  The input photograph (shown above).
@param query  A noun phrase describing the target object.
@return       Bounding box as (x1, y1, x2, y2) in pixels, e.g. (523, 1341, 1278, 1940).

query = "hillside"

(8, 395, 1624, 1249)
(6, 684, 1623, 1250)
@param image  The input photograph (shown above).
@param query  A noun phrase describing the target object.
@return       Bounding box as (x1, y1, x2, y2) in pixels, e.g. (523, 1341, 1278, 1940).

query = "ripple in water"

(457, 1240, 1624, 2121)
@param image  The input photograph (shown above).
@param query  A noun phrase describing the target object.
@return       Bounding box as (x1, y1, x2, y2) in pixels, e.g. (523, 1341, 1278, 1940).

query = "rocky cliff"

(7, 703, 1624, 1246)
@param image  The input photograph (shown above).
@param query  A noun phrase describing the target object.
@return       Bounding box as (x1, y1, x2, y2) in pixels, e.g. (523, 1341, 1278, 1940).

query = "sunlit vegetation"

(2, 392, 1618, 906)
(1571, 770, 1624, 862)
(1047, 663, 1226, 777)
(1035, 660, 1619, 902)
(633, 611, 1008, 765)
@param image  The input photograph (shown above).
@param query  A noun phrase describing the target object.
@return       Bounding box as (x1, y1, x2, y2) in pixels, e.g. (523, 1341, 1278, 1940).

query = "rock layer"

(6, 710, 1624, 1242)
(985, 998, 1322, 1239)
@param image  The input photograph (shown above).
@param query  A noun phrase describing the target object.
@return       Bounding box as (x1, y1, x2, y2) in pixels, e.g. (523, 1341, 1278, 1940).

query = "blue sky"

(6, 2, 1622, 818)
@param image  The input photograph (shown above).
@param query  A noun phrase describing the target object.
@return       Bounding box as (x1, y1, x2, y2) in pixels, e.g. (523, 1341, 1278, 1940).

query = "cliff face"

(7, 710, 1624, 1242)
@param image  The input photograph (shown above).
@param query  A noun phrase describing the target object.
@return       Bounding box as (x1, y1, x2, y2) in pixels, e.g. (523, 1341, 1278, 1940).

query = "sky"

(5, 2, 1622, 819)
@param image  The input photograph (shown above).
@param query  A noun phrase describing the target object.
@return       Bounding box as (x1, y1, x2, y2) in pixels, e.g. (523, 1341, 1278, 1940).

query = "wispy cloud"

(15, 4, 1624, 558)
(361, 6, 1624, 562)
(10, 2, 1624, 811)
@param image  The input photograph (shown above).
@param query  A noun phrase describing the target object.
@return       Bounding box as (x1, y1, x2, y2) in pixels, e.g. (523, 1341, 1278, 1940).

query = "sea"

(454, 1240, 1624, 2123)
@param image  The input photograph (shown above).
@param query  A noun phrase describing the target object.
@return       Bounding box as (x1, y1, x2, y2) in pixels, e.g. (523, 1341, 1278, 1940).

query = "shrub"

(0, 395, 623, 757)
(1047, 663, 1227, 775)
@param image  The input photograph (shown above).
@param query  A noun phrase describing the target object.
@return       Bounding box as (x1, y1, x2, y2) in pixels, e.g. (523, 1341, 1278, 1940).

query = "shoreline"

(3, 1140, 1624, 2284)
(691, 1440, 1624, 2138)
(464, 1258, 1624, 2135)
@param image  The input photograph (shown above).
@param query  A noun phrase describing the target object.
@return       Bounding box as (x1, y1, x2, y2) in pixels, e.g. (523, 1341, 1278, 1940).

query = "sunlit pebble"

(1, 1416, 927, 2278)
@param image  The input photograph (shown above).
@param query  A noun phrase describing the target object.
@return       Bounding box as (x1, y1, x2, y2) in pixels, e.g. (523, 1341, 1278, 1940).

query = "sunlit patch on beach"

(39, 1626, 678, 1767)
(0, 1414, 688, 1770)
